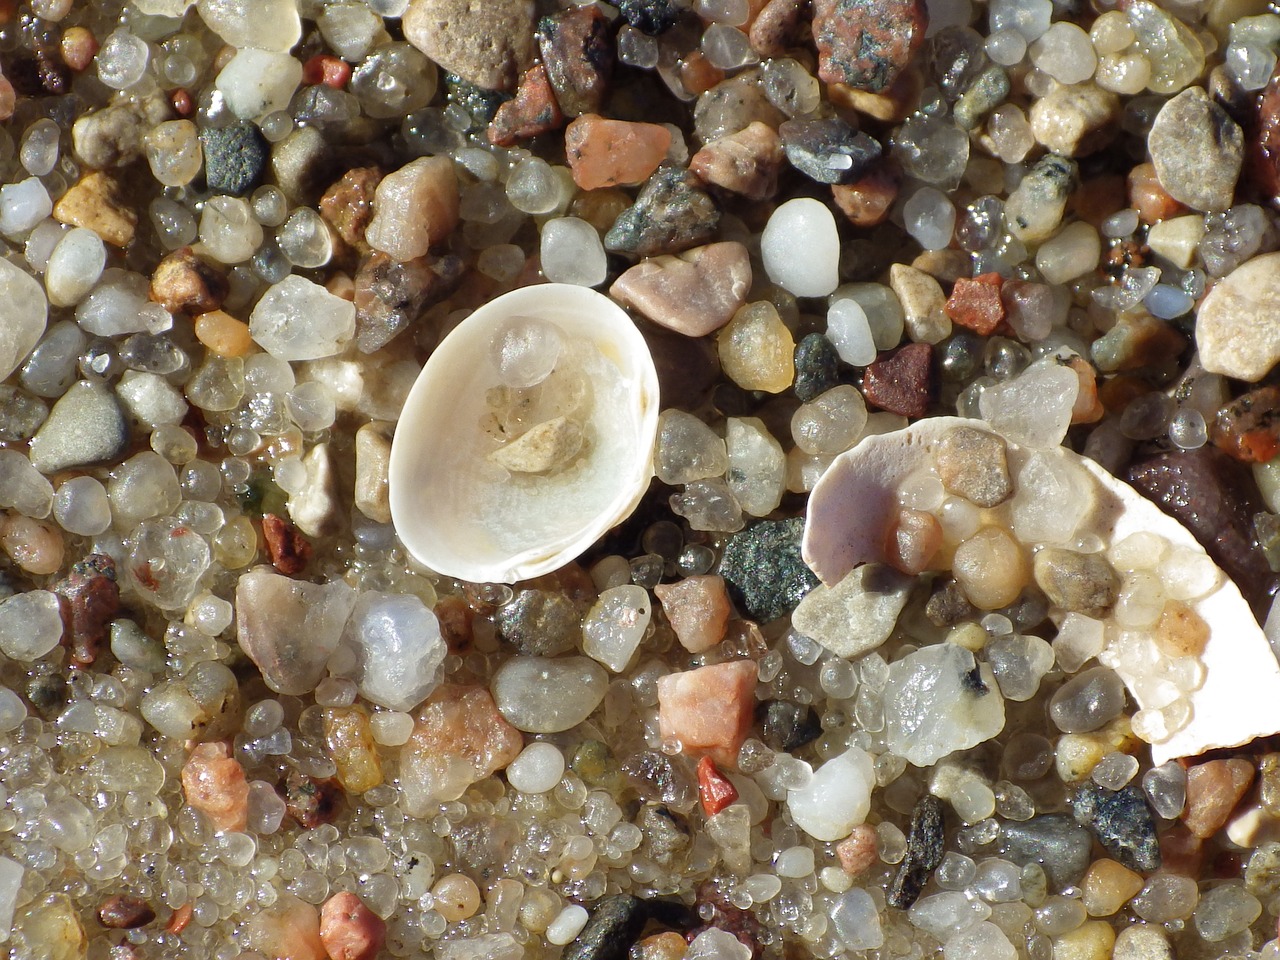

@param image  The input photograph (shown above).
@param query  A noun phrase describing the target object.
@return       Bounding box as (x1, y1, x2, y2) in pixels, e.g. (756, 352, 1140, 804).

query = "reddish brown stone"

(488, 64, 564, 146)
(319, 167, 383, 252)
(680, 51, 725, 97)
(832, 163, 900, 227)
(1210, 385, 1280, 463)
(98, 895, 156, 929)
(536, 5, 614, 117)
(1158, 823, 1203, 877)
(750, 0, 806, 57)
(946, 273, 1006, 335)
(262, 513, 312, 576)
(863, 342, 933, 418)
(166, 903, 193, 935)
(181, 741, 250, 833)
(302, 54, 351, 89)
(150, 246, 229, 315)
(565, 114, 672, 191)
(837, 824, 880, 875)
(690, 122, 784, 202)
(55, 554, 119, 667)
(813, 0, 927, 93)
(697, 756, 740, 816)
(280, 768, 344, 829)
(1183, 758, 1256, 839)
(1250, 66, 1280, 199)
(170, 88, 193, 117)
(1128, 161, 1186, 225)
(433, 594, 474, 653)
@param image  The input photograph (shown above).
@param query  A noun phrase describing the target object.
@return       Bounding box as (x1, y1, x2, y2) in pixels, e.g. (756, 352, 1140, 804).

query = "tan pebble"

(885, 507, 942, 575)
(53, 171, 137, 248)
(689, 121, 784, 201)
(488, 416, 583, 474)
(910, 248, 970, 283)
(246, 893, 327, 960)
(1183, 758, 1255, 839)
(935, 426, 1012, 507)
(610, 241, 751, 338)
(365, 156, 459, 262)
(0, 514, 64, 576)
(432, 874, 481, 922)
(889, 263, 951, 345)
(569, 188, 631, 233)
(1146, 214, 1205, 270)
(354, 422, 393, 524)
(150, 246, 228, 315)
(565, 114, 672, 191)
(18, 895, 85, 960)
(1029, 83, 1119, 157)
(1153, 599, 1209, 658)
(1082, 858, 1144, 916)
(657, 659, 758, 768)
(749, 0, 804, 57)
(836, 824, 879, 875)
(1067, 356, 1105, 424)
(826, 68, 921, 123)
(194, 310, 254, 358)
(1055, 717, 1136, 782)
(633, 931, 688, 960)
(1051, 919, 1115, 960)
(319, 892, 386, 960)
(323, 706, 384, 795)
(180, 741, 249, 833)
(653, 575, 732, 653)
(61, 26, 98, 72)
(1128, 161, 1185, 225)
(717, 300, 795, 394)
(952, 526, 1028, 610)
(679, 50, 726, 96)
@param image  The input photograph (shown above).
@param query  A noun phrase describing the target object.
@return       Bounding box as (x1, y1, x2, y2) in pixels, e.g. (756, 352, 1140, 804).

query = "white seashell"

(389, 284, 660, 584)
(803, 416, 1280, 765)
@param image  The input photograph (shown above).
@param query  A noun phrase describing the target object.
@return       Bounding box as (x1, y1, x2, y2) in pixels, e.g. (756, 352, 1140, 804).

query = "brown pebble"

(97, 895, 156, 929)
(1183, 758, 1255, 839)
(318, 167, 383, 252)
(565, 114, 672, 191)
(1067, 355, 1105, 424)
(353, 250, 465, 354)
(634, 931, 688, 960)
(749, 0, 805, 57)
(488, 64, 564, 146)
(60, 26, 98, 72)
(813, 0, 926, 93)
(884, 507, 942, 575)
(262, 513, 312, 576)
(837, 824, 880, 875)
(945, 273, 1006, 335)
(1159, 823, 1204, 877)
(863, 342, 933, 418)
(1128, 161, 1186, 225)
(1251, 67, 1280, 199)
(281, 768, 344, 829)
(654, 575, 732, 653)
(150, 246, 229, 315)
(53, 170, 137, 248)
(1031, 547, 1119, 618)
(1153, 600, 1209, 658)
(54, 554, 119, 667)
(166, 902, 193, 935)
(690, 121, 784, 202)
(935, 426, 1012, 508)
(680, 51, 726, 97)
(319, 892, 386, 960)
(610, 241, 751, 338)
(433, 594, 474, 653)
(832, 163, 900, 228)
(537, 5, 614, 117)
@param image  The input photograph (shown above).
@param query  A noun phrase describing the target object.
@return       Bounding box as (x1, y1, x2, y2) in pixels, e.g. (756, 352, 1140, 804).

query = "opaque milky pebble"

(506, 741, 566, 794)
(786, 745, 875, 842)
(761, 197, 840, 297)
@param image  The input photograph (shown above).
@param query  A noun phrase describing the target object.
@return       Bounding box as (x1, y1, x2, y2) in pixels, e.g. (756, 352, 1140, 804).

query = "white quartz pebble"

(250, 275, 357, 361)
(197, 0, 301, 50)
(978, 357, 1080, 450)
(546, 905, 590, 946)
(785, 746, 875, 842)
(0, 450, 53, 518)
(77, 269, 171, 337)
(761, 198, 839, 297)
(582, 585, 652, 673)
(0, 590, 65, 661)
(215, 48, 303, 119)
(506, 741, 566, 794)
(53, 476, 112, 536)
(45, 227, 106, 307)
(831, 888, 884, 951)
(541, 217, 607, 287)
(826, 299, 877, 366)
(492, 656, 609, 733)
(343, 591, 446, 712)
(0, 177, 51, 237)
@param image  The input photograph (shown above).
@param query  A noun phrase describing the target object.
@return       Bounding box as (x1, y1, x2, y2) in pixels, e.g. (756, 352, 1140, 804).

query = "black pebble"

(779, 118, 882, 186)
(760, 700, 822, 753)
(616, 0, 681, 35)
(718, 518, 819, 624)
(563, 895, 693, 960)
(1071, 782, 1162, 873)
(793, 334, 841, 403)
(888, 796, 946, 909)
(202, 122, 269, 197)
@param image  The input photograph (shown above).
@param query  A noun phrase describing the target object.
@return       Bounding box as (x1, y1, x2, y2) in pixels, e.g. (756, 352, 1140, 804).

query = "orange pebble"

(194, 310, 254, 357)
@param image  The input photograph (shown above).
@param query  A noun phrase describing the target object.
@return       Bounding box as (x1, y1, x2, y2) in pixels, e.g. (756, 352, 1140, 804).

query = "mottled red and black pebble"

(55, 554, 119, 667)
(98, 895, 156, 929)
(280, 768, 344, 829)
(863, 342, 934, 418)
(1210, 385, 1280, 464)
(813, 0, 928, 93)
(1127, 446, 1278, 617)
(536, 5, 614, 118)
(353, 250, 464, 354)
(488, 64, 565, 146)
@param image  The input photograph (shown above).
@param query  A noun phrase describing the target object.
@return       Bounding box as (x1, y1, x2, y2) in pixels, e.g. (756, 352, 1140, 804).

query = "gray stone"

(28, 380, 128, 474)
(1049, 665, 1126, 733)
(604, 166, 720, 260)
(403, 0, 536, 92)
(1071, 782, 1162, 873)
(1032, 548, 1119, 617)
(997, 814, 1093, 891)
(791, 563, 912, 658)
(1148, 86, 1242, 213)
(718, 517, 819, 623)
(935, 426, 1012, 507)
(496, 590, 581, 657)
(202, 122, 268, 197)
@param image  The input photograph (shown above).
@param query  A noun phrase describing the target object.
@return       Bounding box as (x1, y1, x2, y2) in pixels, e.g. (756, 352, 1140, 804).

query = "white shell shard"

(803, 416, 1280, 765)
(389, 284, 660, 583)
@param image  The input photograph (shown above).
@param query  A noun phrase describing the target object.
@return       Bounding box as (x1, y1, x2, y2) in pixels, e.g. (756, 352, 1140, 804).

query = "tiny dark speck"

(962, 663, 988, 695)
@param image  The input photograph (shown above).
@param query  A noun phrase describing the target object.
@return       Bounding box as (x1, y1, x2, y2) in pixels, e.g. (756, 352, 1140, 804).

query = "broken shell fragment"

(389, 284, 660, 583)
(803, 416, 1280, 765)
